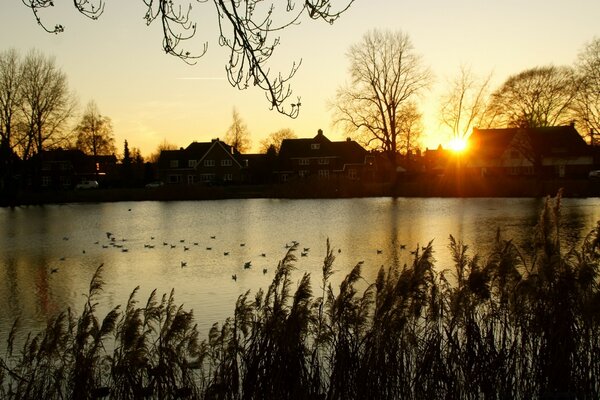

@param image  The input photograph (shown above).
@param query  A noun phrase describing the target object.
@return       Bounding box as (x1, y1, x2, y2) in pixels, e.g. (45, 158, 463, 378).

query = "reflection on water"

(1, 197, 598, 339)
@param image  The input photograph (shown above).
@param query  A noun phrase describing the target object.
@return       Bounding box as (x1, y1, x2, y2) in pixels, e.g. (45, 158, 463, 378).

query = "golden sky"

(1, 0, 599, 156)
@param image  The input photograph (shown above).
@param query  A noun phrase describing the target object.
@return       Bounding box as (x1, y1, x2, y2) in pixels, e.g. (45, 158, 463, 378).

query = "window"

(221, 159, 233, 167)
(188, 160, 197, 168)
(60, 176, 71, 186)
(318, 158, 330, 165)
(204, 159, 215, 167)
(200, 173, 215, 182)
(170, 160, 179, 168)
(299, 170, 309, 178)
(223, 173, 233, 181)
(61, 162, 70, 171)
(318, 169, 330, 178)
(299, 158, 309, 165)
(348, 169, 357, 180)
(42, 176, 51, 187)
(168, 174, 182, 183)
(281, 174, 288, 182)
(187, 175, 195, 184)
(311, 143, 320, 150)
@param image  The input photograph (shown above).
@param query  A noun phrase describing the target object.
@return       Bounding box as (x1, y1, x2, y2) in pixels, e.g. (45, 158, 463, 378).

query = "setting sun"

(448, 137, 468, 153)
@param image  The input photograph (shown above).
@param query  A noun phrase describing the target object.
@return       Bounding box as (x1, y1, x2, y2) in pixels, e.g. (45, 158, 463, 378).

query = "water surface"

(1, 197, 598, 339)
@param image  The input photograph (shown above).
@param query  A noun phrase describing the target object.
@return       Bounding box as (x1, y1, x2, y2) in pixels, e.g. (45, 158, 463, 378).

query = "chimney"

(346, 137, 351, 142)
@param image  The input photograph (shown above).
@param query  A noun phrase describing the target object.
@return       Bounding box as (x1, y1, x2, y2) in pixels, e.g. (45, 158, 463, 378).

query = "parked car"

(589, 170, 600, 181)
(145, 181, 164, 188)
(75, 180, 99, 190)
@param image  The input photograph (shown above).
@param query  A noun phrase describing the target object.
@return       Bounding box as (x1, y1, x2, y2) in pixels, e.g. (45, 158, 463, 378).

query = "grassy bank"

(0, 195, 599, 399)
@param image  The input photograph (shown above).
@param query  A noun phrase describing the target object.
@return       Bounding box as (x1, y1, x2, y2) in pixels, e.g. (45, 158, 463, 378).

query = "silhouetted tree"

(574, 38, 600, 145)
(225, 108, 251, 153)
(488, 66, 578, 129)
(0, 49, 24, 195)
(19, 50, 76, 161)
(20, 0, 355, 117)
(147, 139, 178, 164)
(259, 128, 296, 154)
(122, 139, 131, 184)
(74, 100, 116, 157)
(0, 49, 23, 159)
(332, 29, 431, 166)
(439, 66, 494, 142)
(396, 101, 423, 158)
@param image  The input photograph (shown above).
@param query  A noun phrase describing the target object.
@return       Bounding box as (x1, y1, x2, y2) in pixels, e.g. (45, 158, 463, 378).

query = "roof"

(468, 125, 591, 160)
(157, 139, 240, 168)
(278, 129, 367, 164)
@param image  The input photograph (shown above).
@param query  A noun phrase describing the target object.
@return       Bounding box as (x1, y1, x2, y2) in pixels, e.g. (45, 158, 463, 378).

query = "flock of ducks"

(53, 232, 411, 279)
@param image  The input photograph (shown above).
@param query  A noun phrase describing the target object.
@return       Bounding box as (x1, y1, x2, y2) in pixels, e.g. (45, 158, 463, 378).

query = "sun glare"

(448, 138, 468, 153)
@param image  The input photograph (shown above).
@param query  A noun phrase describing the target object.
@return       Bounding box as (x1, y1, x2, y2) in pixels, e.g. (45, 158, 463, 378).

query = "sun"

(448, 137, 468, 153)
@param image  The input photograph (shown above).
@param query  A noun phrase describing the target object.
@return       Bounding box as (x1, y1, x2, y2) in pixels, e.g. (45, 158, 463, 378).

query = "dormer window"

(311, 143, 320, 150)
(188, 160, 197, 168)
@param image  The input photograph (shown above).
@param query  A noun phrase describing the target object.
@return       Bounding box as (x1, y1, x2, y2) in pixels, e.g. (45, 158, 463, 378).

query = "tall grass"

(1, 194, 598, 399)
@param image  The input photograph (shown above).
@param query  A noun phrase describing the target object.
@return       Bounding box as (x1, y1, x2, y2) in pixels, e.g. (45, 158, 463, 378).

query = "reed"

(0, 193, 598, 399)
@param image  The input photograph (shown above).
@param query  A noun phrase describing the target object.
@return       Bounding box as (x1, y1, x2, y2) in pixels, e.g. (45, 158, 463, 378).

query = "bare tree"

(0, 49, 24, 156)
(439, 66, 493, 142)
(148, 138, 178, 163)
(74, 100, 116, 157)
(18, 50, 76, 161)
(21, 0, 355, 118)
(488, 66, 578, 129)
(574, 38, 600, 145)
(332, 29, 431, 164)
(225, 108, 251, 153)
(258, 128, 296, 154)
(396, 101, 423, 157)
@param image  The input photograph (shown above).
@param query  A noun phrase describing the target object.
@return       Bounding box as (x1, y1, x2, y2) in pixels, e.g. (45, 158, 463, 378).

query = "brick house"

(158, 139, 245, 185)
(275, 129, 372, 182)
(28, 149, 117, 189)
(466, 125, 594, 178)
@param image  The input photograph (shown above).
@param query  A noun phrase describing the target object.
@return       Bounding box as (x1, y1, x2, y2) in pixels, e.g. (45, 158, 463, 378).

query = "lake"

(1, 197, 598, 340)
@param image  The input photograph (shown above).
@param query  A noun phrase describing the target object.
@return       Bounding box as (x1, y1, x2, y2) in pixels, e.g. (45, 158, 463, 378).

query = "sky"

(1, 0, 600, 157)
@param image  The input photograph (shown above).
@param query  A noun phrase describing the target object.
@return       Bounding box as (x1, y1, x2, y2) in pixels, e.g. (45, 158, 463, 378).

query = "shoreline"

(1, 177, 599, 207)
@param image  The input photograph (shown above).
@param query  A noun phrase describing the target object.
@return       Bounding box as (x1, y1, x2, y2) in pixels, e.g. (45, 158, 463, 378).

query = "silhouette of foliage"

(332, 29, 431, 164)
(20, 0, 355, 118)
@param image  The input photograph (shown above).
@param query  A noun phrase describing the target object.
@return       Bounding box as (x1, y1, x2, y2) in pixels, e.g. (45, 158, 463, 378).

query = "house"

(157, 139, 245, 185)
(423, 145, 450, 176)
(466, 125, 594, 178)
(275, 129, 372, 182)
(27, 149, 117, 189)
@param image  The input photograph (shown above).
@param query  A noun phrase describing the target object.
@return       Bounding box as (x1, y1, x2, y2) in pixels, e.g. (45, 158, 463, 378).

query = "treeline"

(0, 49, 142, 165)
(0, 197, 599, 399)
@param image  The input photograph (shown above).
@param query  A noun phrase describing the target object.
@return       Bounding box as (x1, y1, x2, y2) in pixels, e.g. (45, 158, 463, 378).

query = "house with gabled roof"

(275, 129, 372, 182)
(157, 138, 245, 185)
(466, 124, 594, 178)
